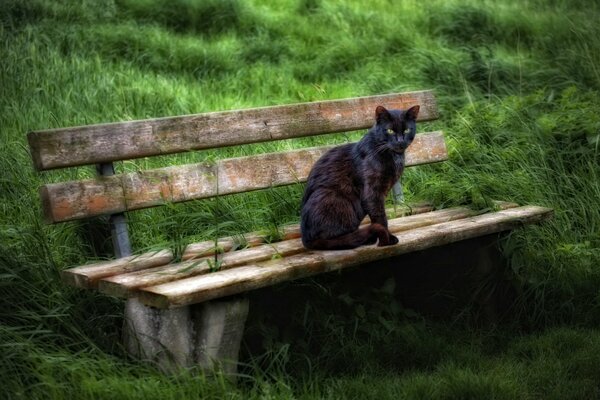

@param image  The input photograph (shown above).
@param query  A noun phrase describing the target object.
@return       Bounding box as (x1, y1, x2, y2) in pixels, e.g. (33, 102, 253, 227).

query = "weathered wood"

(138, 205, 552, 309)
(97, 203, 518, 298)
(181, 202, 436, 261)
(99, 239, 306, 298)
(40, 131, 447, 223)
(61, 202, 515, 292)
(62, 203, 435, 291)
(181, 235, 286, 263)
(60, 249, 173, 289)
(28, 91, 438, 171)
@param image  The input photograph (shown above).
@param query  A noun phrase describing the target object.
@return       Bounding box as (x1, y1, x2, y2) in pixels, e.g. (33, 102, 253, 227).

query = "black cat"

(300, 105, 420, 250)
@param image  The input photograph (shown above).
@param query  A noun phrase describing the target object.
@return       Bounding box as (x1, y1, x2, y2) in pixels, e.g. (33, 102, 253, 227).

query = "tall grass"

(1, 0, 599, 398)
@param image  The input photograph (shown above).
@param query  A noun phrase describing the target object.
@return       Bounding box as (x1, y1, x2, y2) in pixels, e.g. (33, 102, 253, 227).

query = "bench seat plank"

(138, 205, 552, 309)
(60, 203, 435, 291)
(60, 249, 173, 289)
(98, 204, 517, 298)
(28, 91, 438, 171)
(61, 201, 516, 293)
(41, 131, 447, 223)
(180, 203, 436, 261)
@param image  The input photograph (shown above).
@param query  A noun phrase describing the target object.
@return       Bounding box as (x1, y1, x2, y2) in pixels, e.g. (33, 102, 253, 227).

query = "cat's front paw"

(377, 234, 399, 246)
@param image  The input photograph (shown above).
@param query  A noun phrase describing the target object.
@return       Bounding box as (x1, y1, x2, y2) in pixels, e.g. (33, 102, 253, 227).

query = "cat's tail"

(303, 223, 396, 250)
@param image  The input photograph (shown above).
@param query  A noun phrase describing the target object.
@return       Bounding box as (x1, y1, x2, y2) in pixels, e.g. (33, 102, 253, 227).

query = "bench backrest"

(28, 90, 445, 224)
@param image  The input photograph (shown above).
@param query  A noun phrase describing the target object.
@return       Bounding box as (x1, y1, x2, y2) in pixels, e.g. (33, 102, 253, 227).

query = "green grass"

(1, 0, 600, 398)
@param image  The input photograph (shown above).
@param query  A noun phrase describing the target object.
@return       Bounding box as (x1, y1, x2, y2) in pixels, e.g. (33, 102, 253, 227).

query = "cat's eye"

(386, 128, 395, 135)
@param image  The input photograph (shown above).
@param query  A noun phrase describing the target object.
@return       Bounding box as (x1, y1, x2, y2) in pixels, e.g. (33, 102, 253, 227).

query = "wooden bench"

(27, 90, 552, 374)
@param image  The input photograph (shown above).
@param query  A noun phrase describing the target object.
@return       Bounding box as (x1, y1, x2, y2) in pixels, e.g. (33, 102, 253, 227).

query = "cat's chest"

(383, 153, 405, 180)
(393, 153, 405, 174)
(359, 153, 404, 189)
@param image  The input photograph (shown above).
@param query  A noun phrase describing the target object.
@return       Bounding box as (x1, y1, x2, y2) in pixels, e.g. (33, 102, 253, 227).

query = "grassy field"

(1, 0, 600, 398)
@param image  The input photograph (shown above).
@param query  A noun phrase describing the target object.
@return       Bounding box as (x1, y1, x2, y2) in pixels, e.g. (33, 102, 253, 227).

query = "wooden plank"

(60, 249, 173, 289)
(217, 131, 447, 195)
(99, 239, 305, 298)
(28, 91, 438, 171)
(138, 205, 553, 308)
(62, 201, 519, 293)
(180, 202, 436, 261)
(98, 204, 493, 298)
(62, 201, 441, 292)
(41, 131, 447, 223)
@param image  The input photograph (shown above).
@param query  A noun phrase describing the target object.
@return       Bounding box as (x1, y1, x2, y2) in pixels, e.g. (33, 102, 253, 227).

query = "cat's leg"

(363, 184, 399, 246)
(366, 223, 398, 246)
(362, 182, 389, 226)
(306, 224, 383, 250)
(385, 233, 399, 246)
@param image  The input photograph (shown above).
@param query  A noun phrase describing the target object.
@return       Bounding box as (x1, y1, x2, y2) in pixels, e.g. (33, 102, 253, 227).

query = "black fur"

(300, 105, 420, 250)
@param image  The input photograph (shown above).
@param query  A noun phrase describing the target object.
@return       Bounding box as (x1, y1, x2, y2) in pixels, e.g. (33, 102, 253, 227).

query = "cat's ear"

(406, 105, 420, 121)
(375, 106, 391, 123)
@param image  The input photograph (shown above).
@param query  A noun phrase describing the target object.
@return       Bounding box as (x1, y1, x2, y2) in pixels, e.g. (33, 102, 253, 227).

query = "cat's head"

(373, 105, 420, 154)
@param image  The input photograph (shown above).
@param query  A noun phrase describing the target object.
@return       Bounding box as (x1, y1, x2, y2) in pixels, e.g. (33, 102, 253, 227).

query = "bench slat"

(60, 202, 435, 291)
(180, 202, 435, 261)
(28, 91, 438, 171)
(96, 203, 518, 298)
(41, 131, 447, 223)
(59, 249, 173, 289)
(138, 205, 553, 309)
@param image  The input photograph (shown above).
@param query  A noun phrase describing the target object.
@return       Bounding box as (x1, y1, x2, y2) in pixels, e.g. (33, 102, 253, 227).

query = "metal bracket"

(97, 162, 132, 258)
(392, 179, 404, 205)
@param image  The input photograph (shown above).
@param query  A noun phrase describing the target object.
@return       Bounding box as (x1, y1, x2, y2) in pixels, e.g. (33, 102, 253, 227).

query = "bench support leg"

(123, 297, 249, 375)
(193, 297, 249, 375)
(123, 297, 161, 360)
(97, 162, 249, 375)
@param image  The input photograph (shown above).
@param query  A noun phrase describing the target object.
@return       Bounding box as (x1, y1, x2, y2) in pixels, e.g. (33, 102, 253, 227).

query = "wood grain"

(41, 131, 447, 223)
(99, 239, 305, 298)
(180, 202, 436, 261)
(28, 91, 438, 171)
(60, 202, 439, 291)
(138, 205, 552, 308)
(98, 204, 496, 297)
(60, 249, 173, 289)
